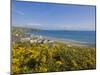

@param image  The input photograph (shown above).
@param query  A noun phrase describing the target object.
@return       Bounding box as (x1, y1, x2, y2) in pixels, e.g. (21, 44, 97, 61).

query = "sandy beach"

(32, 34, 95, 47)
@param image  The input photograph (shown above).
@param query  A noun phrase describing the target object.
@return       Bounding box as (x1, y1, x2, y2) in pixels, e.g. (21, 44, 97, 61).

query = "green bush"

(12, 42, 96, 74)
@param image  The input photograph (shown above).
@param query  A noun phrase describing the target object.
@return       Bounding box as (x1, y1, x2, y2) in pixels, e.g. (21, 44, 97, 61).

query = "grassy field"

(11, 27, 96, 74)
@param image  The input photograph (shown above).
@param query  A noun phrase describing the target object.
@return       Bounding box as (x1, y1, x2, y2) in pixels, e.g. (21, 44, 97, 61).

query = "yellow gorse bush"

(12, 41, 96, 74)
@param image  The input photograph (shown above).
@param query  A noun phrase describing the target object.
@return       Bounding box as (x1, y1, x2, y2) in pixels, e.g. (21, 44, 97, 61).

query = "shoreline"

(31, 34, 96, 47)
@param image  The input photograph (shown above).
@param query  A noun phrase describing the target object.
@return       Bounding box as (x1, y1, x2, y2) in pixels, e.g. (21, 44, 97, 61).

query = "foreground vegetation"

(12, 27, 96, 74)
(12, 41, 96, 74)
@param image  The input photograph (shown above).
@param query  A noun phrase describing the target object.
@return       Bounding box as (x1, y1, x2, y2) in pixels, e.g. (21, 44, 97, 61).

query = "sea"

(29, 30, 96, 45)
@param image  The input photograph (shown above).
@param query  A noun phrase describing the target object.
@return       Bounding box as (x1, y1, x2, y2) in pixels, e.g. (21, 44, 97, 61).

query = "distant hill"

(12, 25, 42, 30)
(12, 26, 42, 36)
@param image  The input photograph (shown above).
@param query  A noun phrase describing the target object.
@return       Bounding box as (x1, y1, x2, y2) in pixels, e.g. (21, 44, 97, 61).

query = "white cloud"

(38, 24, 95, 30)
(15, 10, 25, 15)
(26, 23, 42, 26)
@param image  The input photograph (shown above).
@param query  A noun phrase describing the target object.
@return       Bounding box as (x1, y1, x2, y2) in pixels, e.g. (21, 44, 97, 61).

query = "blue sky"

(12, 0, 96, 31)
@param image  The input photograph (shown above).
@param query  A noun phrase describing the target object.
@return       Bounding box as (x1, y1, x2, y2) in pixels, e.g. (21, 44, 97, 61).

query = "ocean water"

(30, 30, 96, 44)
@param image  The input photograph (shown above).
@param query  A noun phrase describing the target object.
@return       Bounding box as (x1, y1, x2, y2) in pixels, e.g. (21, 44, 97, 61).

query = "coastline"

(12, 27, 96, 74)
(31, 34, 96, 47)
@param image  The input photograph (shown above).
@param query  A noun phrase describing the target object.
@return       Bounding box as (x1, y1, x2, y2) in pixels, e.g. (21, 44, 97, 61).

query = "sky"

(12, 0, 96, 31)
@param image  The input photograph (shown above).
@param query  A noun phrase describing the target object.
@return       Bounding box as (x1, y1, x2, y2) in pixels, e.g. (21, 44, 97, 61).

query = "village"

(12, 33, 55, 44)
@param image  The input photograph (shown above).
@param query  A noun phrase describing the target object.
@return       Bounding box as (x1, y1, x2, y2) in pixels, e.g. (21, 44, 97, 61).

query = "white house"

(48, 40, 54, 43)
(20, 37, 31, 42)
(30, 39, 38, 43)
